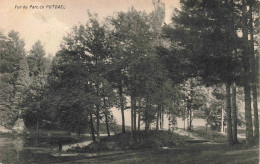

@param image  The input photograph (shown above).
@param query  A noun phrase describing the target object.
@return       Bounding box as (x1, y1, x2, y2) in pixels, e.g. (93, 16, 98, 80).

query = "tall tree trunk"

(183, 107, 186, 131)
(221, 108, 224, 133)
(156, 112, 159, 131)
(244, 83, 254, 145)
(186, 112, 189, 131)
(161, 106, 164, 129)
(105, 112, 110, 137)
(187, 102, 193, 131)
(130, 92, 136, 140)
(189, 109, 193, 130)
(118, 83, 125, 133)
(249, 4, 259, 144)
(252, 84, 259, 143)
(156, 105, 160, 132)
(168, 113, 171, 131)
(134, 102, 137, 132)
(145, 99, 150, 132)
(231, 84, 238, 143)
(138, 100, 141, 131)
(104, 98, 110, 137)
(145, 107, 148, 132)
(90, 112, 96, 142)
(159, 112, 162, 129)
(96, 105, 100, 142)
(226, 82, 233, 145)
(242, 0, 254, 145)
(36, 116, 39, 146)
(188, 79, 194, 130)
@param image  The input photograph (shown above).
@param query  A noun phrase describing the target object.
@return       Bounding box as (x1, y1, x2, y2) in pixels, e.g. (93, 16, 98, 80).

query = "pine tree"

(248, 0, 259, 144)
(241, 0, 254, 145)
(0, 31, 28, 128)
(164, 0, 243, 145)
(22, 41, 49, 129)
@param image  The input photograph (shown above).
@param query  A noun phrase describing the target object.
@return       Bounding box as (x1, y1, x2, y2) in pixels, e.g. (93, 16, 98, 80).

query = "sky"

(0, 0, 180, 55)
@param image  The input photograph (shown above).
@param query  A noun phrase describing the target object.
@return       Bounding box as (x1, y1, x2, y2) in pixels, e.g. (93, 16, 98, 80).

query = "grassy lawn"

(2, 127, 257, 164)
(55, 143, 259, 164)
(49, 130, 259, 164)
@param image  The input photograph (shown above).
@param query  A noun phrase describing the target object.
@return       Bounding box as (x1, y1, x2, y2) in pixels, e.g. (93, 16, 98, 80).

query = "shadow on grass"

(56, 142, 259, 164)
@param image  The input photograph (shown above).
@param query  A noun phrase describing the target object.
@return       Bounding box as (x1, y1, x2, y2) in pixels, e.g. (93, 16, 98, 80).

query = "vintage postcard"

(0, 0, 259, 163)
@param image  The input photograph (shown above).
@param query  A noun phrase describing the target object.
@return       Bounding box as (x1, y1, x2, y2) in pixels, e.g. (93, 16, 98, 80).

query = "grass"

(188, 128, 227, 143)
(53, 142, 259, 164)
(1, 128, 258, 164)
(67, 130, 190, 153)
(21, 129, 92, 148)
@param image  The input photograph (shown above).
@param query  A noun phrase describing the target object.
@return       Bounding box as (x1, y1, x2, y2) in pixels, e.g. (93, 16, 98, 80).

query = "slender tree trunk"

(221, 108, 224, 133)
(183, 107, 186, 131)
(252, 86, 259, 143)
(138, 112, 141, 131)
(118, 83, 125, 133)
(161, 106, 164, 129)
(145, 107, 148, 132)
(105, 112, 110, 137)
(156, 112, 159, 131)
(188, 79, 194, 130)
(36, 116, 39, 146)
(190, 109, 193, 130)
(183, 117, 186, 131)
(156, 105, 160, 132)
(188, 106, 193, 131)
(145, 99, 150, 132)
(244, 83, 254, 145)
(134, 103, 137, 132)
(104, 98, 110, 137)
(186, 112, 189, 131)
(231, 84, 238, 143)
(130, 92, 136, 141)
(226, 82, 233, 145)
(90, 112, 96, 142)
(159, 112, 162, 129)
(168, 113, 171, 131)
(242, 0, 254, 145)
(96, 105, 100, 142)
(138, 100, 141, 131)
(249, 4, 259, 144)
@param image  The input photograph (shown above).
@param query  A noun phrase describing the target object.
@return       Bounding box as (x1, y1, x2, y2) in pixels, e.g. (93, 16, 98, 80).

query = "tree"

(47, 49, 94, 137)
(22, 41, 50, 129)
(109, 8, 155, 137)
(164, 0, 243, 145)
(241, 0, 254, 145)
(248, 0, 259, 144)
(79, 14, 114, 141)
(48, 13, 114, 142)
(231, 84, 238, 143)
(0, 31, 28, 128)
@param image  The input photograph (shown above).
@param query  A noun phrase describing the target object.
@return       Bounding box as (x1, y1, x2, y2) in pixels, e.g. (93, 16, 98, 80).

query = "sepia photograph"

(0, 0, 259, 163)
